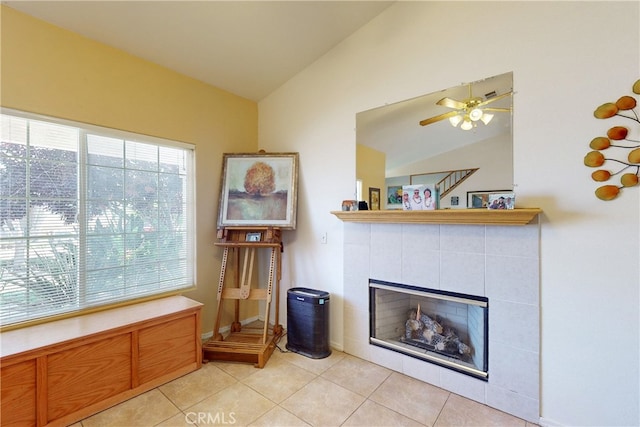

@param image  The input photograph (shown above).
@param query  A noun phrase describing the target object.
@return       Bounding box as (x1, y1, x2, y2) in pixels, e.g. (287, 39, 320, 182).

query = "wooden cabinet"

(138, 314, 198, 384)
(47, 334, 132, 421)
(1, 359, 37, 426)
(0, 296, 202, 427)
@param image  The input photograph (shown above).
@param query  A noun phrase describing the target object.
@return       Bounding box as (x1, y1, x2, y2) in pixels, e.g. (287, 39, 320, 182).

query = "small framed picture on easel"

(245, 232, 262, 242)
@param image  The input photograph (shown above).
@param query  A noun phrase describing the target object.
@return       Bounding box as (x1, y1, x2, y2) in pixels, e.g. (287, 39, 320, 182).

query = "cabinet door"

(138, 315, 197, 384)
(47, 334, 131, 422)
(1, 360, 37, 426)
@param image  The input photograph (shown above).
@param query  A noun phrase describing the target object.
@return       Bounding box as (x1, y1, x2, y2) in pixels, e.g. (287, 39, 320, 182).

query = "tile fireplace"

(369, 279, 488, 380)
(342, 221, 540, 423)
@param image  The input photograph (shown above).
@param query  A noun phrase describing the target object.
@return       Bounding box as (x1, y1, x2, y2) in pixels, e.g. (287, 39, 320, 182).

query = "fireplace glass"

(369, 279, 488, 380)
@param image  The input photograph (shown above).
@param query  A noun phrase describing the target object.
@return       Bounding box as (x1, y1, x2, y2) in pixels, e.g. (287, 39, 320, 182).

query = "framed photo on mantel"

(487, 192, 516, 210)
(467, 190, 514, 209)
(217, 152, 299, 229)
(369, 187, 381, 210)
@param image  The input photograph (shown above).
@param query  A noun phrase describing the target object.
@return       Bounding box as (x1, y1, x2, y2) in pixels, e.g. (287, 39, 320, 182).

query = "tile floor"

(72, 334, 539, 427)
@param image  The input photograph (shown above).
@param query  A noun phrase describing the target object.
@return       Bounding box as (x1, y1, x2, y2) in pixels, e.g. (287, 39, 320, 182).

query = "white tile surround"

(342, 220, 540, 423)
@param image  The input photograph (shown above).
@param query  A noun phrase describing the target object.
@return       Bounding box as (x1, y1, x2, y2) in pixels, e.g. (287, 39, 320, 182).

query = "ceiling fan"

(419, 83, 512, 130)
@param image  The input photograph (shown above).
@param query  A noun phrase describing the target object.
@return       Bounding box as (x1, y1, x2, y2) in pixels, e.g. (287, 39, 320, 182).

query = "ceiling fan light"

(469, 108, 483, 121)
(460, 119, 473, 131)
(449, 115, 463, 127)
(480, 113, 494, 125)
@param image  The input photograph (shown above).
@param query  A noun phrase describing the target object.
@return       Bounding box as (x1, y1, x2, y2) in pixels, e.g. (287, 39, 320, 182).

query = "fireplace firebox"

(369, 279, 489, 380)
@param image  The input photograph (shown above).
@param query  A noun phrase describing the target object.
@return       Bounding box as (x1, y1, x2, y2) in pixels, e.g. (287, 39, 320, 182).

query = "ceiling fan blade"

(419, 111, 459, 126)
(477, 91, 512, 107)
(483, 107, 512, 112)
(436, 97, 467, 110)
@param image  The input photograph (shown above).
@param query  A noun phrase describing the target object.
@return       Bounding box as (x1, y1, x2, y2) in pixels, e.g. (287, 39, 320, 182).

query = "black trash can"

(286, 287, 331, 359)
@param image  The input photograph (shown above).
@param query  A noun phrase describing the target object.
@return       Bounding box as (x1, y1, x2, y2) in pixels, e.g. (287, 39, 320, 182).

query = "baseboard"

(201, 315, 260, 341)
(538, 417, 565, 427)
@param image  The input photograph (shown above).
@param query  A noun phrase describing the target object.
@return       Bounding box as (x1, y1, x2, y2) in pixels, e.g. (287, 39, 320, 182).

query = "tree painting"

(219, 154, 298, 229)
(244, 161, 276, 195)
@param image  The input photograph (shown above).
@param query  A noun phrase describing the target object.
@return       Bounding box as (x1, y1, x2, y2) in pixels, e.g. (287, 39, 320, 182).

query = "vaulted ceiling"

(4, 1, 394, 101)
(5, 1, 513, 171)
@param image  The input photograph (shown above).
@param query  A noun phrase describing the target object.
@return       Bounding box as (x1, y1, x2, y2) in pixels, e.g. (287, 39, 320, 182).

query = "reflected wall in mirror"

(356, 72, 513, 209)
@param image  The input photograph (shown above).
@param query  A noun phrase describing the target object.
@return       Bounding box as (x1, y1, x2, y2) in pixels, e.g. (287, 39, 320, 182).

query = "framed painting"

(467, 190, 512, 209)
(386, 185, 403, 209)
(369, 187, 381, 210)
(217, 152, 299, 229)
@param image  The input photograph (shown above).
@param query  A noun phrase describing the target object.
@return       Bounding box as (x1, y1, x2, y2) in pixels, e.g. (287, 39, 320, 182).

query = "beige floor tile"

(434, 393, 526, 427)
(81, 389, 180, 427)
(209, 359, 264, 381)
(159, 363, 237, 410)
(155, 412, 193, 427)
(186, 381, 275, 426)
(248, 406, 312, 427)
(242, 356, 317, 403)
(342, 400, 424, 427)
(321, 354, 392, 397)
(280, 347, 345, 375)
(75, 349, 535, 427)
(369, 372, 449, 426)
(281, 376, 366, 426)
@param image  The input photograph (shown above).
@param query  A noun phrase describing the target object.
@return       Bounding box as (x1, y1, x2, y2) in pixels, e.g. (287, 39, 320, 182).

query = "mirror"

(356, 72, 513, 209)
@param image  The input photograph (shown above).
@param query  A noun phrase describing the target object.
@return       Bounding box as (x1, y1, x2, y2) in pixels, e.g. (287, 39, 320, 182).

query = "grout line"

(431, 391, 453, 427)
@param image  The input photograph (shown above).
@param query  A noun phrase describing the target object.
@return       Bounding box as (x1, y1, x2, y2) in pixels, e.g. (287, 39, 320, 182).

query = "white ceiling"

(4, 1, 394, 101)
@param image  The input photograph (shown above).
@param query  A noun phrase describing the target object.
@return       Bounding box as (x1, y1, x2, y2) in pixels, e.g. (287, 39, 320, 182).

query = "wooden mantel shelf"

(331, 208, 542, 225)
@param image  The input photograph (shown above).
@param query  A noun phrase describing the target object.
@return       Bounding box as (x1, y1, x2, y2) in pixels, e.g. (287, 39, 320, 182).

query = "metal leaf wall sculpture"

(584, 79, 640, 200)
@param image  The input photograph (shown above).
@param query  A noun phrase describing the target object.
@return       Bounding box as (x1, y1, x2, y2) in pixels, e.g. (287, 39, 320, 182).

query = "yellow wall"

(355, 143, 385, 207)
(1, 6, 259, 333)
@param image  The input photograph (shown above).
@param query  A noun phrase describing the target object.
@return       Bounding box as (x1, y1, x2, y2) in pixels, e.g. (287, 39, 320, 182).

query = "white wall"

(258, 2, 639, 426)
(389, 134, 513, 208)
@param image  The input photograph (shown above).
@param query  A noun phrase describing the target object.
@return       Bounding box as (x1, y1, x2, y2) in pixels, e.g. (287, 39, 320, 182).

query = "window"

(0, 109, 196, 327)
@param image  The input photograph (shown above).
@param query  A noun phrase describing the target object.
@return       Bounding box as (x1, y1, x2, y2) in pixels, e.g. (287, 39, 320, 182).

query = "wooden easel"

(202, 226, 283, 368)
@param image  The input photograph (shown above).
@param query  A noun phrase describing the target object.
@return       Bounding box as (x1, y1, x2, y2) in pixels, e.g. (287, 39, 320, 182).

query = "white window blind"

(0, 110, 196, 327)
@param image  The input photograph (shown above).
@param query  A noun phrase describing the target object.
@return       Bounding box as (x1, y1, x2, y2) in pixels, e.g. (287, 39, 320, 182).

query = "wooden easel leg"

(261, 247, 277, 344)
(240, 247, 255, 299)
(212, 247, 229, 341)
(273, 244, 283, 336)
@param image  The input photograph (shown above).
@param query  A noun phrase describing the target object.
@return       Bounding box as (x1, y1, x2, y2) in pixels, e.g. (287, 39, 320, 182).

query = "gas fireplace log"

(404, 307, 471, 356)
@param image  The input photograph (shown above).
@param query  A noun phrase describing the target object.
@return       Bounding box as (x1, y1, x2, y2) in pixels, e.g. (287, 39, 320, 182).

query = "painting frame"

(217, 152, 299, 230)
(245, 232, 262, 242)
(386, 185, 403, 210)
(467, 190, 512, 209)
(486, 192, 516, 210)
(369, 187, 381, 210)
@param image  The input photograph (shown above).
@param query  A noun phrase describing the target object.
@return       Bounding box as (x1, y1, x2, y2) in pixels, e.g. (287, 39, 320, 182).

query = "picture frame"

(369, 187, 381, 210)
(402, 184, 438, 210)
(245, 232, 262, 242)
(386, 185, 403, 209)
(341, 200, 358, 211)
(466, 190, 513, 209)
(217, 152, 299, 229)
(487, 192, 516, 210)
